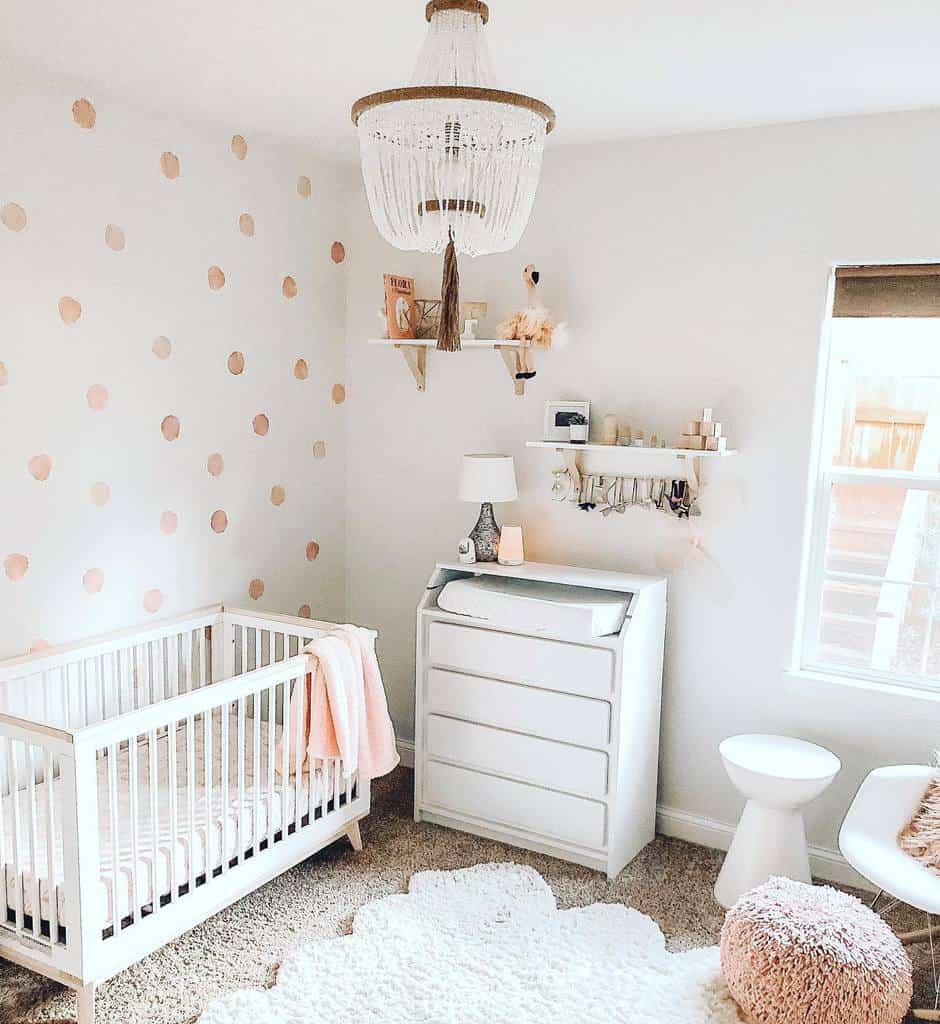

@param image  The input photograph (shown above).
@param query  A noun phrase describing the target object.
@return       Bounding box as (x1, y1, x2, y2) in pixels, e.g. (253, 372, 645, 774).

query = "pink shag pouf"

(720, 876, 911, 1024)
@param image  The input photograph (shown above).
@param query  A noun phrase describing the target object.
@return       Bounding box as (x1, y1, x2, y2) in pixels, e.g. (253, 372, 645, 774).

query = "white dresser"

(414, 560, 667, 879)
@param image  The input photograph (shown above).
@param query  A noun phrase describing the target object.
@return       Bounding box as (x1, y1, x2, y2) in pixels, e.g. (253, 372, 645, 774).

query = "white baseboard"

(397, 739, 415, 769)
(655, 804, 873, 892)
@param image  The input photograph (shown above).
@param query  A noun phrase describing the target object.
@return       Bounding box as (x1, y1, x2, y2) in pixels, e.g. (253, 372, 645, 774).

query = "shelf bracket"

(395, 343, 427, 392)
(495, 345, 525, 397)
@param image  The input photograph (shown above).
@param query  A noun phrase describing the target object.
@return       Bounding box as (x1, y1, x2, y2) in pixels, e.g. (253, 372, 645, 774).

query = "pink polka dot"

(161, 415, 180, 441)
(282, 276, 298, 299)
(160, 510, 178, 535)
(30, 639, 51, 653)
(312, 440, 326, 460)
(90, 481, 111, 506)
(82, 568, 104, 595)
(331, 383, 346, 405)
(207, 452, 224, 477)
(208, 265, 225, 290)
(306, 541, 320, 562)
(86, 384, 109, 411)
(58, 297, 82, 325)
(248, 578, 264, 600)
(252, 413, 269, 437)
(104, 224, 125, 251)
(210, 509, 228, 533)
(331, 241, 346, 264)
(270, 485, 286, 507)
(227, 351, 245, 375)
(294, 358, 309, 380)
(143, 589, 163, 614)
(28, 454, 52, 481)
(4, 554, 29, 581)
(152, 336, 171, 360)
(298, 604, 312, 619)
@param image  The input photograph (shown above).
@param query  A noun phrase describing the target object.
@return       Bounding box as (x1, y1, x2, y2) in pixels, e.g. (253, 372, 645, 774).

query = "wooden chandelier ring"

(351, 86, 556, 134)
(426, 1, 489, 23)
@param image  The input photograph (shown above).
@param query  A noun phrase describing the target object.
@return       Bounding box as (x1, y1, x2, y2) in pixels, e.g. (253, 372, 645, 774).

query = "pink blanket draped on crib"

(276, 626, 399, 782)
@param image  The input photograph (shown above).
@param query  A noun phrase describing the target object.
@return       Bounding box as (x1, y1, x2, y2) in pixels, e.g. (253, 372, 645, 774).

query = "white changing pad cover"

(437, 575, 630, 639)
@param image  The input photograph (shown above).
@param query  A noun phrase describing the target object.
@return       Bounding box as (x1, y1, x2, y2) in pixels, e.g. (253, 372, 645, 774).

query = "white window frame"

(793, 269, 940, 692)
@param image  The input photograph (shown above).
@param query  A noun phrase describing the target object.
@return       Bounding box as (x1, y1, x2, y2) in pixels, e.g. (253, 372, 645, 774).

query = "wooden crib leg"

(346, 820, 363, 852)
(77, 983, 95, 1024)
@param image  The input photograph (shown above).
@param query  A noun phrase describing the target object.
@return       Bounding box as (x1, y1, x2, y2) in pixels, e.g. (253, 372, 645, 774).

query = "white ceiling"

(4, 0, 940, 159)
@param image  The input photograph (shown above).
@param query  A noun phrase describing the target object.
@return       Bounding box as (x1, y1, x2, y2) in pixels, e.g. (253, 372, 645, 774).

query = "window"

(798, 265, 940, 689)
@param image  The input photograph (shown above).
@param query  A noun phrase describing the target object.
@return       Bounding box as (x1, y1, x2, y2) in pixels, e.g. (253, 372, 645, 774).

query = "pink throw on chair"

(277, 627, 399, 782)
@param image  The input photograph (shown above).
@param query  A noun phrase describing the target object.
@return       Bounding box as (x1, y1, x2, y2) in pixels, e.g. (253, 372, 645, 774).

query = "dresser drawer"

(424, 760, 607, 850)
(426, 668, 610, 748)
(426, 714, 608, 799)
(427, 621, 614, 699)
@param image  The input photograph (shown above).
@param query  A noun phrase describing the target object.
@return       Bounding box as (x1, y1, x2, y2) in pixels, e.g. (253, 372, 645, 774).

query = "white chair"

(714, 734, 841, 908)
(840, 765, 940, 1021)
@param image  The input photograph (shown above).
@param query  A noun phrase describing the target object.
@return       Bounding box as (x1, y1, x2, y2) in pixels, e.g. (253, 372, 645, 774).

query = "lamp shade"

(458, 454, 517, 503)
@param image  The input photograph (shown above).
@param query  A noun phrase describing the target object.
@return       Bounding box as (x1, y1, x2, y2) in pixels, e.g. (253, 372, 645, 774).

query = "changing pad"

(437, 575, 630, 639)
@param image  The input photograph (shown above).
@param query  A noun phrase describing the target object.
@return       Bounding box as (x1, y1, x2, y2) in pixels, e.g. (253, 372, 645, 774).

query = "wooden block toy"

(705, 436, 727, 451)
(701, 408, 714, 422)
(686, 421, 701, 435)
(680, 434, 705, 450)
(700, 421, 722, 438)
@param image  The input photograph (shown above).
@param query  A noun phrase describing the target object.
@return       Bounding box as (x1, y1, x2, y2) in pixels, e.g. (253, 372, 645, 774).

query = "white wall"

(0, 67, 351, 657)
(344, 109, 940, 854)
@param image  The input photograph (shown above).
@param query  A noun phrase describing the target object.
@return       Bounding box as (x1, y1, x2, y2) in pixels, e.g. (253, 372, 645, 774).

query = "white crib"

(0, 605, 371, 1023)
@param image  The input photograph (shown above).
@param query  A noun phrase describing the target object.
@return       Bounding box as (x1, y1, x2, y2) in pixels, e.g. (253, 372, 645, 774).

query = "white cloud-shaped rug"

(198, 863, 742, 1023)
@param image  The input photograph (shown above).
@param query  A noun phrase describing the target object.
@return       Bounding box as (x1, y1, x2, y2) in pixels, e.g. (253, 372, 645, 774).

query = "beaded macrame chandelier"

(352, 0, 555, 351)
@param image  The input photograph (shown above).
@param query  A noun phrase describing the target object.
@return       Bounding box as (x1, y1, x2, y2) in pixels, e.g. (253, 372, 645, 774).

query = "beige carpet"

(0, 767, 933, 1023)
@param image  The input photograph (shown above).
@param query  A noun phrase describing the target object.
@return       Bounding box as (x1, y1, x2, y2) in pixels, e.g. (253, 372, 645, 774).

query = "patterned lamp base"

(468, 502, 501, 562)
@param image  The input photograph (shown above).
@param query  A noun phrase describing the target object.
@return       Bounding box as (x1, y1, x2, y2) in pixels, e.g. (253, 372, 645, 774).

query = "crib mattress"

(437, 576, 630, 639)
(1, 712, 332, 930)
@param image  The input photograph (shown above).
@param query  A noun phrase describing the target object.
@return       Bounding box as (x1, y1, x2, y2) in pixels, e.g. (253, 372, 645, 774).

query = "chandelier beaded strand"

(352, 0, 555, 351)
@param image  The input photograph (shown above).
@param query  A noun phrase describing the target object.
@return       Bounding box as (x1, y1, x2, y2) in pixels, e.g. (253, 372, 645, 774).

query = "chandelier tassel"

(437, 231, 461, 352)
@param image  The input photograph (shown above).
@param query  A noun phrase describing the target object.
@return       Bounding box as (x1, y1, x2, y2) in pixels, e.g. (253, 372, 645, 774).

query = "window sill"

(785, 667, 940, 719)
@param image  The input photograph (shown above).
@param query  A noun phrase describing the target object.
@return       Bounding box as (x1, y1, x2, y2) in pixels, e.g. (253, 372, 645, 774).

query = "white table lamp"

(458, 454, 518, 562)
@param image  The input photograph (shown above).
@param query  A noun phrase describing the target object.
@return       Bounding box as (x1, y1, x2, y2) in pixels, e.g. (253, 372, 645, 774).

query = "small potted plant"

(568, 413, 589, 444)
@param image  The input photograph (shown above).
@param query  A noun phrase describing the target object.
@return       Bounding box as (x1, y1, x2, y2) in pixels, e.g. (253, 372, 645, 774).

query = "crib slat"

(266, 683, 275, 849)
(25, 744, 40, 937)
(107, 743, 120, 931)
(203, 705, 212, 879)
(184, 633, 194, 695)
(96, 655, 105, 724)
(237, 697, 246, 864)
(6, 741, 24, 933)
(280, 681, 289, 840)
(294, 675, 303, 831)
(254, 628, 262, 673)
(148, 729, 159, 918)
(128, 734, 140, 924)
(41, 670, 51, 725)
(43, 751, 58, 943)
(0, 744, 7, 926)
(221, 703, 230, 875)
(167, 724, 178, 903)
(252, 694, 261, 855)
(198, 628, 208, 691)
(186, 715, 196, 890)
(239, 626, 247, 678)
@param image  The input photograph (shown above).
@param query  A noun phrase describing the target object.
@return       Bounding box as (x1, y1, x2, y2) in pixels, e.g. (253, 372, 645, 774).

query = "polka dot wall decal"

(312, 440, 326, 460)
(298, 604, 312, 619)
(160, 510, 179, 535)
(160, 152, 181, 179)
(297, 176, 311, 198)
(1, 203, 27, 232)
(238, 213, 255, 237)
(332, 383, 346, 405)
(231, 134, 248, 160)
(30, 639, 50, 653)
(82, 568, 104, 595)
(331, 241, 346, 264)
(90, 481, 110, 506)
(210, 509, 228, 533)
(104, 224, 125, 251)
(208, 265, 225, 290)
(0, 362, 8, 387)
(86, 384, 109, 411)
(227, 351, 245, 375)
(249, 578, 264, 601)
(252, 413, 270, 436)
(161, 414, 181, 441)
(305, 541, 320, 562)
(293, 358, 309, 380)
(207, 452, 224, 477)
(28, 454, 52, 481)
(58, 296, 82, 325)
(282, 276, 297, 299)
(4, 554, 29, 581)
(152, 336, 172, 359)
(270, 485, 286, 506)
(143, 589, 163, 614)
(72, 98, 96, 129)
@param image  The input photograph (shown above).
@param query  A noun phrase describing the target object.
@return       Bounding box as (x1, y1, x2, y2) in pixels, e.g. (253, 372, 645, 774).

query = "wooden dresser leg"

(77, 983, 96, 1024)
(346, 820, 363, 852)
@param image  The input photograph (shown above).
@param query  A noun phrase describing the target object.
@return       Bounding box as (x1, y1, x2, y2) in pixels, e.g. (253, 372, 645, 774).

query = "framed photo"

(543, 401, 590, 442)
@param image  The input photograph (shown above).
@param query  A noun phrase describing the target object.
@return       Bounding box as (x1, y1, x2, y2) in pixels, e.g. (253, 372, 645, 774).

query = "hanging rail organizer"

(526, 441, 739, 517)
(368, 338, 528, 396)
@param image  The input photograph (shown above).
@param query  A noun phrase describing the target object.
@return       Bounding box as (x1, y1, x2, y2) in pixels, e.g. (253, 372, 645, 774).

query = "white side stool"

(714, 734, 841, 909)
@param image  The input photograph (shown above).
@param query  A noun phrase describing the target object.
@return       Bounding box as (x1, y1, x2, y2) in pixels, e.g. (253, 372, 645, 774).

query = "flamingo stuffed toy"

(500, 264, 564, 380)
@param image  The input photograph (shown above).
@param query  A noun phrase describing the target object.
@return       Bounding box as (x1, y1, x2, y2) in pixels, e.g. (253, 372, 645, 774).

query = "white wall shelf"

(526, 441, 738, 459)
(368, 338, 526, 396)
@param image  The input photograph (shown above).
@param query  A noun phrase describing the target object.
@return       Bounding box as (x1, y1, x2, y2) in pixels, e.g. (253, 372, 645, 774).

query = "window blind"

(833, 264, 940, 317)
